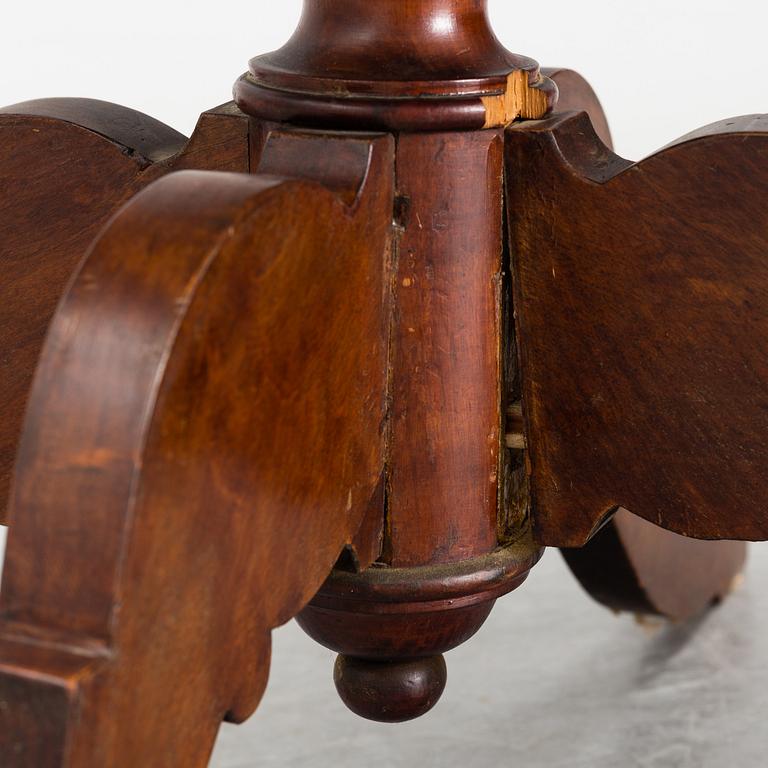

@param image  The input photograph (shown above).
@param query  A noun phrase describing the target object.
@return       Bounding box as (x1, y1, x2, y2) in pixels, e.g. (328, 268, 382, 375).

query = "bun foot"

(333, 654, 447, 723)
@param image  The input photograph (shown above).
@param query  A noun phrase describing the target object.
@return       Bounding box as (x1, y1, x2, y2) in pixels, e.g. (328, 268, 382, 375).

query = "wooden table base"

(0, 2, 764, 765)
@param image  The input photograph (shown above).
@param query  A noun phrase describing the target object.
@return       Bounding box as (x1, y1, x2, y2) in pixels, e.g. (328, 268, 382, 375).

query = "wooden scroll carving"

(538, 68, 747, 619)
(507, 109, 768, 548)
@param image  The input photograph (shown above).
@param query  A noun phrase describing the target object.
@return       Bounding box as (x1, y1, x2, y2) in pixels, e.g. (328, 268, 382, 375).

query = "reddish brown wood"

(541, 67, 612, 147)
(299, 542, 539, 652)
(251, 0, 533, 96)
(540, 68, 748, 619)
(0, 131, 393, 766)
(0, 100, 182, 525)
(3, 2, 767, 757)
(0, 5, 558, 738)
(234, 0, 556, 131)
(0, 98, 188, 161)
(0, 100, 250, 526)
(334, 655, 447, 723)
(298, 537, 541, 722)
(292, 126, 546, 722)
(507, 110, 768, 547)
(249, 124, 397, 575)
(388, 130, 505, 567)
(162, 102, 250, 175)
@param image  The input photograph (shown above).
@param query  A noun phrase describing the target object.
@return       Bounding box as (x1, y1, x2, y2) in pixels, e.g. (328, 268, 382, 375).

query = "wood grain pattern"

(297, 532, 541, 721)
(0, 98, 188, 160)
(291, 125, 545, 723)
(0, 131, 393, 766)
(0, 99, 183, 525)
(387, 130, 506, 567)
(4, 1, 766, 750)
(541, 69, 747, 619)
(506, 110, 768, 547)
(0, 100, 250, 525)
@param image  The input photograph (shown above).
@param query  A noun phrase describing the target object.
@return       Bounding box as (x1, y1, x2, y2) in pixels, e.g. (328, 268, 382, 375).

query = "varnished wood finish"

(3, 1, 768, 758)
(507, 110, 768, 546)
(163, 102, 250, 175)
(541, 67, 612, 147)
(300, 540, 540, 641)
(334, 654, 447, 723)
(297, 535, 541, 721)
(542, 68, 747, 619)
(0, 98, 187, 161)
(293, 127, 548, 721)
(252, 0, 536, 96)
(0, 100, 250, 526)
(0, 100, 183, 525)
(0, 131, 393, 766)
(235, 0, 556, 131)
(388, 130, 506, 568)
(237, 2, 558, 719)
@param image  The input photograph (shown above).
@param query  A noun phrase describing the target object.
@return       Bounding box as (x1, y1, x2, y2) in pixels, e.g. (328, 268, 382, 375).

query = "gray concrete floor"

(1, 532, 766, 767)
(210, 542, 768, 768)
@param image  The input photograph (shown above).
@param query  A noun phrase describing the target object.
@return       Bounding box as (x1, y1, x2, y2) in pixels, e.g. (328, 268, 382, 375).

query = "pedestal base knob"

(333, 655, 447, 723)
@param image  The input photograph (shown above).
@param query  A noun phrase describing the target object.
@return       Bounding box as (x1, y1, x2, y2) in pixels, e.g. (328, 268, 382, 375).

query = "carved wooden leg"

(233, 0, 555, 725)
(4, 0, 768, 759)
(0, 99, 183, 523)
(0, 131, 393, 766)
(534, 68, 747, 620)
(0, 99, 249, 526)
(506, 105, 768, 544)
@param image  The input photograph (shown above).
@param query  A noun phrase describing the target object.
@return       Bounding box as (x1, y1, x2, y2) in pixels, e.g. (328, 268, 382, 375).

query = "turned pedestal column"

(0, 1, 763, 764)
(236, 0, 557, 722)
(234, 0, 745, 723)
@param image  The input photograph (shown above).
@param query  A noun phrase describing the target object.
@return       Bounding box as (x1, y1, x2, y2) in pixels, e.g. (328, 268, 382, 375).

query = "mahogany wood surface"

(0, 100, 250, 526)
(293, 126, 545, 722)
(297, 535, 541, 721)
(0, 99, 183, 526)
(541, 68, 747, 620)
(235, 0, 556, 131)
(507, 110, 768, 547)
(388, 129, 505, 568)
(540, 67, 612, 147)
(334, 654, 447, 723)
(252, 0, 536, 95)
(236, 3, 556, 724)
(0, 130, 393, 766)
(2, 0, 767, 759)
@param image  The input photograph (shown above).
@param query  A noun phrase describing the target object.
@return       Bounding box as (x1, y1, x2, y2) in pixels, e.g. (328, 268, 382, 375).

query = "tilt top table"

(0, 1, 764, 765)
